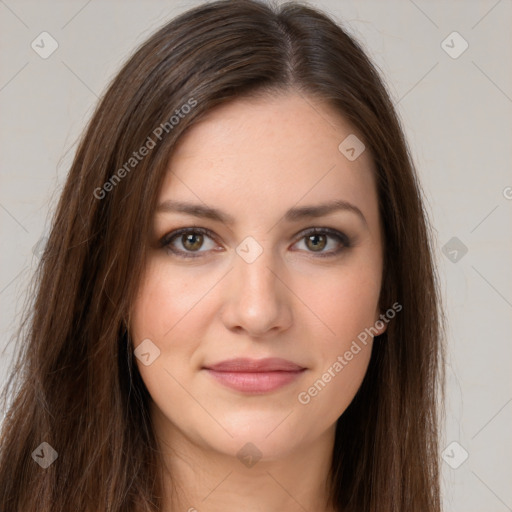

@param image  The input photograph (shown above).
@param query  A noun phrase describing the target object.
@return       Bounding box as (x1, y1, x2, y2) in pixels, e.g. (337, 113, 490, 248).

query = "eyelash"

(159, 226, 351, 259)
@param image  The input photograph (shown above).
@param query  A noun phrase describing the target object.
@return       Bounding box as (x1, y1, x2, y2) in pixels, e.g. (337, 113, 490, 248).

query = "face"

(130, 91, 386, 461)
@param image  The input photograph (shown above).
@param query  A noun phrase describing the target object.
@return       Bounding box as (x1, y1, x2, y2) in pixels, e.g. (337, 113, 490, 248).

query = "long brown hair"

(0, 1, 445, 510)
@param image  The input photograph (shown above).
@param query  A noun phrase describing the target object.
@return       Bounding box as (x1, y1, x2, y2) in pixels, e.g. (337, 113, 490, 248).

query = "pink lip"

(203, 358, 306, 394)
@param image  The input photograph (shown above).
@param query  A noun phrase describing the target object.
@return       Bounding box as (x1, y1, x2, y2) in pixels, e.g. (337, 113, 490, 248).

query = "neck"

(151, 406, 337, 512)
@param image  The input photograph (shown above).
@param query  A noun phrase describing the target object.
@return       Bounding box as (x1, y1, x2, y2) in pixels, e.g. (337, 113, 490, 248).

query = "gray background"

(1, 1, 511, 510)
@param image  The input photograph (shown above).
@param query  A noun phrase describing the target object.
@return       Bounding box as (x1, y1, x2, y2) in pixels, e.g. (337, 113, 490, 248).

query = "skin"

(130, 90, 387, 512)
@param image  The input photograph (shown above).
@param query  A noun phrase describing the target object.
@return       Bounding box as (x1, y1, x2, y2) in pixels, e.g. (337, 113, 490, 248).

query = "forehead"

(160, 92, 378, 225)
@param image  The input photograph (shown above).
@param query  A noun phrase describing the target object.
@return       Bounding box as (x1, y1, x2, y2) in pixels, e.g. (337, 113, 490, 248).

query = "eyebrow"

(156, 199, 367, 227)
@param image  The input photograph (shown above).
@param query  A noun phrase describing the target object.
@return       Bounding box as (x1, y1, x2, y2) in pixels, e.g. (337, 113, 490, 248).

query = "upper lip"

(204, 358, 305, 372)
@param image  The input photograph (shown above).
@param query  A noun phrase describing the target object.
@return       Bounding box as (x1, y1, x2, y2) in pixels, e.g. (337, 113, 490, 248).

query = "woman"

(0, 0, 445, 510)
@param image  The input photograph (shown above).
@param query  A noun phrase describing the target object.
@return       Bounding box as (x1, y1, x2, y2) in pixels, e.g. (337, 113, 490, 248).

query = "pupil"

(180, 233, 328, 253)
(184, 233, 202, 250)
(308, 234, 326, 251)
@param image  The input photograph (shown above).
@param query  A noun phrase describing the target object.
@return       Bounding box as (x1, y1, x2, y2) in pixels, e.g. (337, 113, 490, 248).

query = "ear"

(373, 308, 388, 337)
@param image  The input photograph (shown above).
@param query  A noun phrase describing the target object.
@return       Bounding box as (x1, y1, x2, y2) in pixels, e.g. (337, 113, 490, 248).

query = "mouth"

(202, 358, 307, 394)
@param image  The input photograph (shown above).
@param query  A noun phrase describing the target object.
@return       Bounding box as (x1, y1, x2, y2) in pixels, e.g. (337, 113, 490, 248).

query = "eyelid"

(294, 226, 351, 248)
(160, 226, 351, 258)
(159, 226, 215, 246)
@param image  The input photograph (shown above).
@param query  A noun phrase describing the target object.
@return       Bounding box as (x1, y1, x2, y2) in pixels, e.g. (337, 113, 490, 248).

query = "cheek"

(290, 257, 381, 419)
(129, 261, 203, 422)
(130, 258, 209, 342)
(129, 261, 201, 402)
(130, 258, 221, 389)
(294, 258, 382, 351)
(292, 254, 381, 421)
(297, 341, 372, 427)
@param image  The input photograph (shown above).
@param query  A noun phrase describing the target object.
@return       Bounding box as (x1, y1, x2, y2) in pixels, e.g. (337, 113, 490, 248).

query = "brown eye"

(161, 226, 350, 260)
(305, 234, 327, 252)
(161, 227, 218, 258)
(181, 232, 204, 251)
(292, 228, 351, 258)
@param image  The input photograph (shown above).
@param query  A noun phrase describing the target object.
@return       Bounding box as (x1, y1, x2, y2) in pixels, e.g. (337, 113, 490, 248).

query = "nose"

(219, 248, 293, 338)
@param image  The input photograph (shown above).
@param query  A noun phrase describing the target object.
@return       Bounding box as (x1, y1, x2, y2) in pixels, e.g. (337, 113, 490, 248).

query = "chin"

(194, 410, 313, 460)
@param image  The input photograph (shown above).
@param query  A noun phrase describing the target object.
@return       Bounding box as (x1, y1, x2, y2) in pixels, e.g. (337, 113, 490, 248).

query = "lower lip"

(204, 369, 305, 393)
